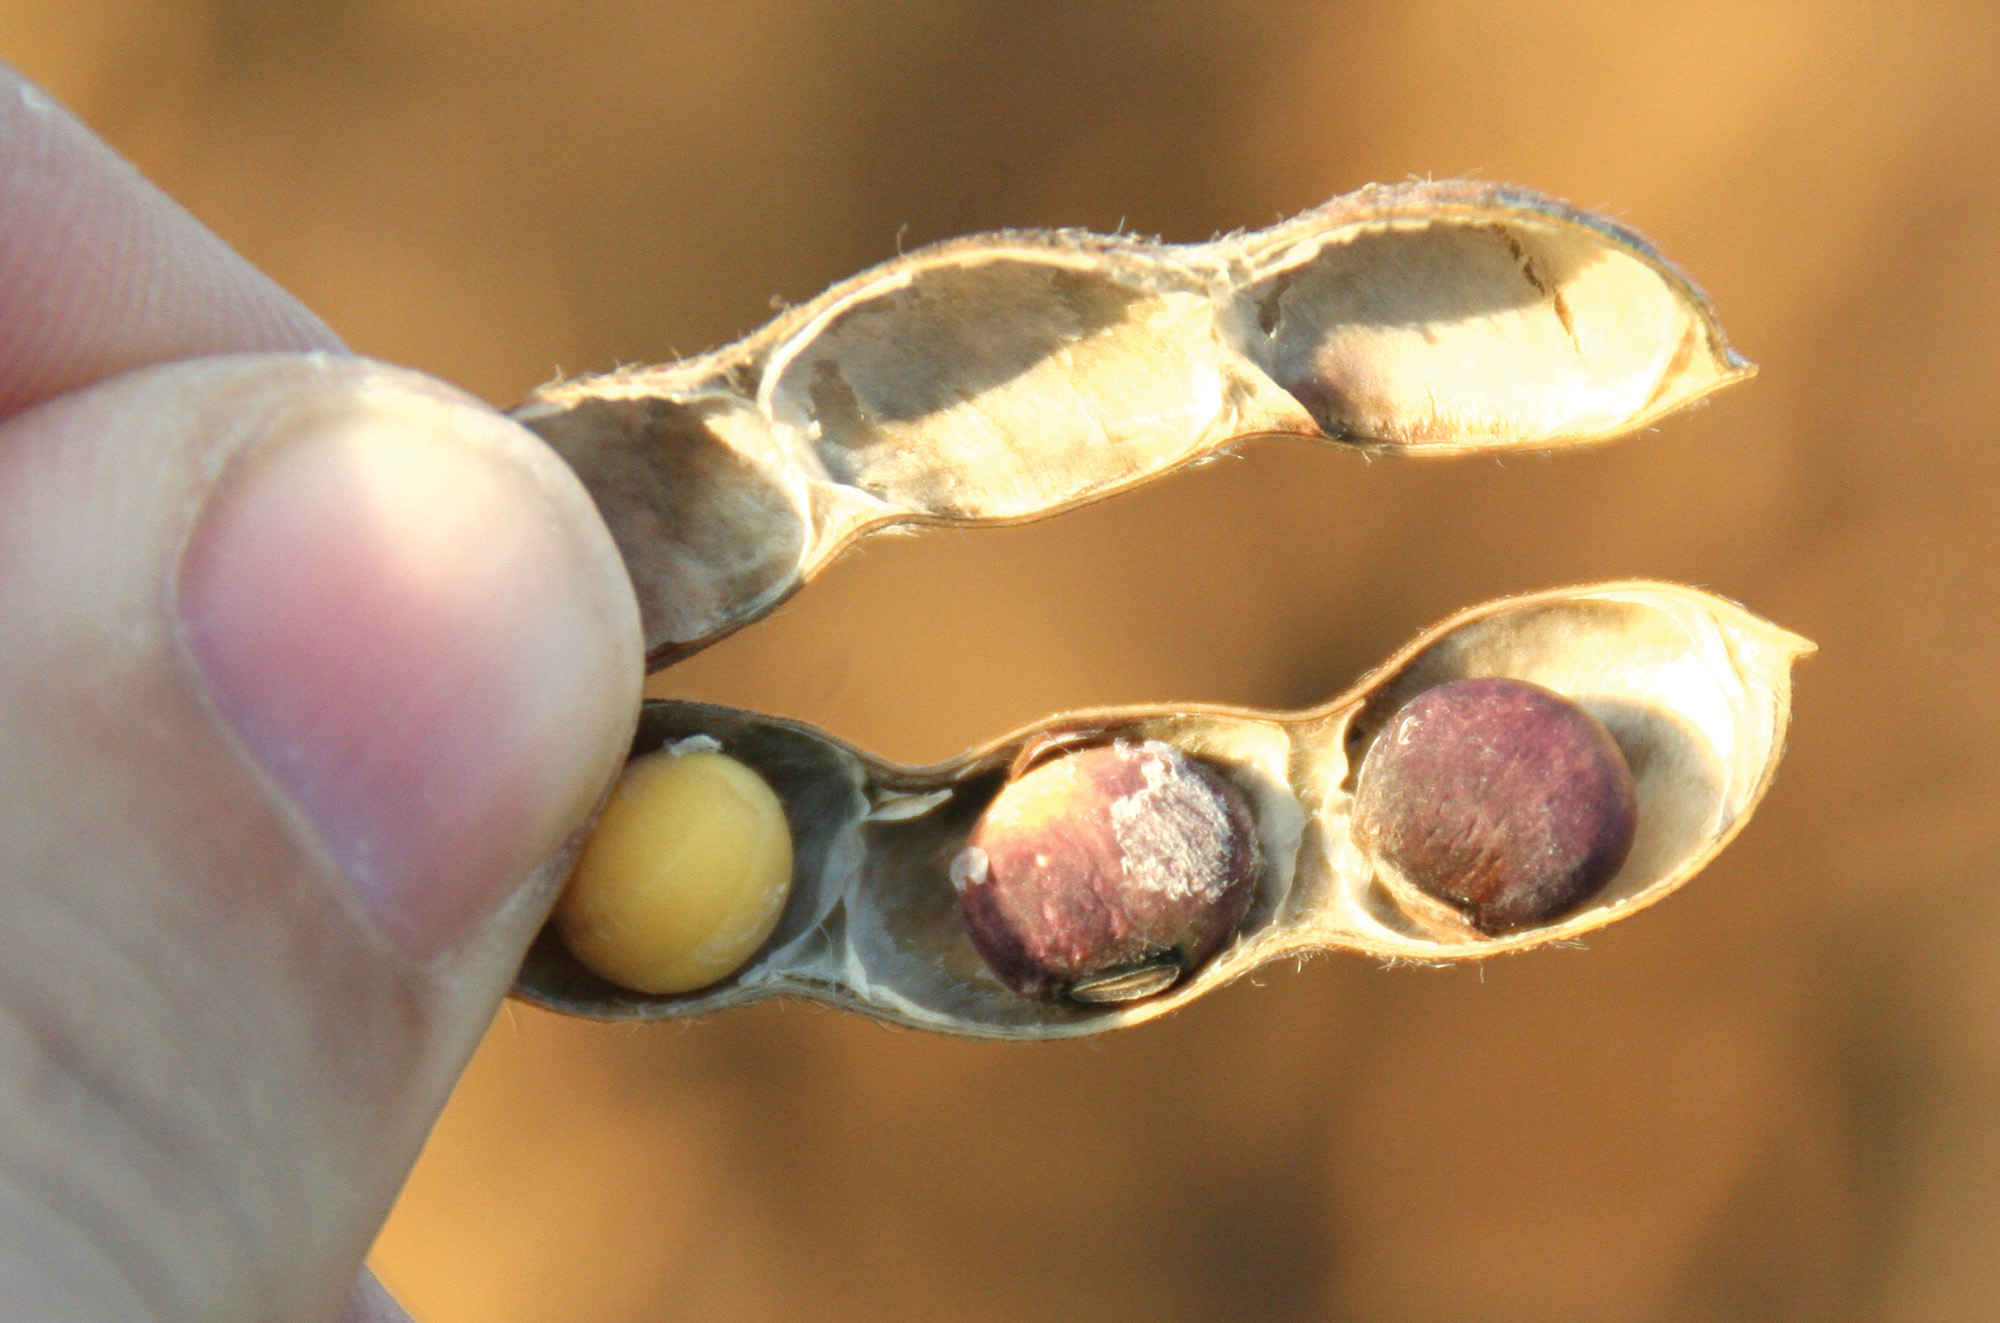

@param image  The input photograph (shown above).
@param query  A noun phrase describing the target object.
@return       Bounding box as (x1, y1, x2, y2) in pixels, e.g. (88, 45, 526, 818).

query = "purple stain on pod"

(1352, 677, 1639, 934)
(953, 740, 1262, 1003)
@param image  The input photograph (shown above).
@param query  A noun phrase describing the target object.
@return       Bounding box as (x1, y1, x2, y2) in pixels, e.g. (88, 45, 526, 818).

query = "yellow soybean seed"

(557, 749, 793, 994)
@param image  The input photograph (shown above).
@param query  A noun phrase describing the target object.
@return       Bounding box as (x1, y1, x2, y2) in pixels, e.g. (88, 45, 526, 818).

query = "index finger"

(0, 63, 343, 419)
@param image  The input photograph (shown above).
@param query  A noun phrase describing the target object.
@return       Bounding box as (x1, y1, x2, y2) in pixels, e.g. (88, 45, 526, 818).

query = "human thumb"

(0, 352, 641, 1321)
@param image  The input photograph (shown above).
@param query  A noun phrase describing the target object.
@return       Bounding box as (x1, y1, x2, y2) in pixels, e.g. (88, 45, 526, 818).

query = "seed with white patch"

(955, 739, 1261, 1002)
(949, 845, 989, 893)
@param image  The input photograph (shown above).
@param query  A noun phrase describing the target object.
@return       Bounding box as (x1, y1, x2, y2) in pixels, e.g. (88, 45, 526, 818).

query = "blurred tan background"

(9, 2, 1999, 1319)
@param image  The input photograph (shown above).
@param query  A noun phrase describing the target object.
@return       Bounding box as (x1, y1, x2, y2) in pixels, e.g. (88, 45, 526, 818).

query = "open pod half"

(515, 181, 1751, 665)
(517, 583, 1812, 1039)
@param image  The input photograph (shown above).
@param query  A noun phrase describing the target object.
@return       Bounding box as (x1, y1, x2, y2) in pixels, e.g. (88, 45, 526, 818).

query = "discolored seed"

(953, 740, 1261, 1002)
(555, 747, 793, 994)
(1352, 677, 1638, 934)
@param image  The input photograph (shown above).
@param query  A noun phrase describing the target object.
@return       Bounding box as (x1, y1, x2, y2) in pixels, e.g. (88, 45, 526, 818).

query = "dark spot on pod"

(1352, 677, 1638, 934)
(953, 740, 1261, 1002)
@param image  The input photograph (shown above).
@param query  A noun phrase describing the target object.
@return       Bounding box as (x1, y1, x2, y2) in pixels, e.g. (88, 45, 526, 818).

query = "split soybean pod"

(512, 179, 1812, 1040)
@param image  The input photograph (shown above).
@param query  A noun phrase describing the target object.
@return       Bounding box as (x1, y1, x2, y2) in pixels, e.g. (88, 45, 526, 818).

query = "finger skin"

(0, 62, 341, 419)
(0, 69, 624, 1323)
(0, 355, 641, 1322)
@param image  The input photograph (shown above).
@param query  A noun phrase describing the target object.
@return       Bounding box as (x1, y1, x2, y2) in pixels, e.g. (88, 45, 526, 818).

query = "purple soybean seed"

(952, 740, 1262, 1003)
(1352, 677, 1639, 934)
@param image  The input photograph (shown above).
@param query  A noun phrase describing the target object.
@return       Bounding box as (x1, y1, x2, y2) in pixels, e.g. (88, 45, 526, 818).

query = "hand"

(0, 64, 643, 1321)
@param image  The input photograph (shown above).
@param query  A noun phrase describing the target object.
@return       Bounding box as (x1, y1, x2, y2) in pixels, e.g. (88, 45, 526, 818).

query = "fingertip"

(0, 62, 343, 417)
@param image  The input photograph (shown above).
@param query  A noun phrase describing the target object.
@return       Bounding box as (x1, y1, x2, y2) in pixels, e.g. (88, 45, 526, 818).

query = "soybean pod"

(514, 180, 1751, 666)
(517, 181, 1806, 1037)
(517, 584, 1811, 1040)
